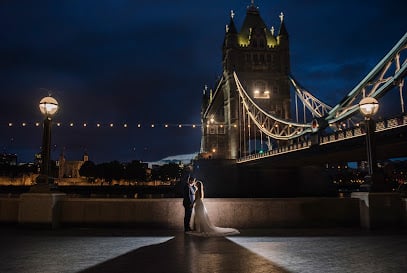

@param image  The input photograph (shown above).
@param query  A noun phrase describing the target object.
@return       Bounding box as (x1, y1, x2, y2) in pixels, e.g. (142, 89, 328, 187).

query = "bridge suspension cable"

(234, 72, 312, 140)
(289, 76, 332, 119)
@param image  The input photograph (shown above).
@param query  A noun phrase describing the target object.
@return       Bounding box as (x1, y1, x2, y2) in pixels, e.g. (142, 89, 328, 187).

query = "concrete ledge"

(0, 196, 372, 229)
(351, 192, 402, 229)
(0, 197, 19, 223)
(60, 198, 183, 228)
(18, 193, 66, 228)
(203, 198, 360, 228)
(58, 197, 360, 229)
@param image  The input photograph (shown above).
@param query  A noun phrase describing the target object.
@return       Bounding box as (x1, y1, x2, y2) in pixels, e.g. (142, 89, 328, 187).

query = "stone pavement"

(0, 227, 406, 273)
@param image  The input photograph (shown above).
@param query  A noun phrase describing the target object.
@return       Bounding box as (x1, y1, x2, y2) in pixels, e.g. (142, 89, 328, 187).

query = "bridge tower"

(201, 3, 291, 159)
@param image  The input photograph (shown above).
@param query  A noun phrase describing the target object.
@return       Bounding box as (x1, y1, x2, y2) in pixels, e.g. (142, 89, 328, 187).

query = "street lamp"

(359, 97, 379, 119)
(359, 97, 379, 190)
(33, 96, 59, 192)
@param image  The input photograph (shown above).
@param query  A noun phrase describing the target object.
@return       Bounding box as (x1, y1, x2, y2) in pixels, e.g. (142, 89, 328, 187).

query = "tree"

(152, 163, 181, 181)
(95, 161, 124, 183)
(79, 161, 96, 178)
(125, 160, 146, 181)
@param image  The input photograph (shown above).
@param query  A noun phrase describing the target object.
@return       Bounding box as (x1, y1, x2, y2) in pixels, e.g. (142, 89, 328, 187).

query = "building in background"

(0, 153, 17, 166)
(58, 152, 89, 179)
(201, 3, 291, 159)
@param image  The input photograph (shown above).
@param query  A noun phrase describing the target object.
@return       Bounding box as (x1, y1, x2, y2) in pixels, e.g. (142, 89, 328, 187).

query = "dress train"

(186, 198, 239, 237)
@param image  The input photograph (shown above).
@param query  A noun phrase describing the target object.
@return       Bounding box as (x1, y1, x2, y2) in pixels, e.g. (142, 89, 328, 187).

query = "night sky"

(1, 0, 406, 164)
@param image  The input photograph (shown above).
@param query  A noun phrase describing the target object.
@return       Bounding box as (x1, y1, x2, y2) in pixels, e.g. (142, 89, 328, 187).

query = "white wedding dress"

(186, 198, 240, 237)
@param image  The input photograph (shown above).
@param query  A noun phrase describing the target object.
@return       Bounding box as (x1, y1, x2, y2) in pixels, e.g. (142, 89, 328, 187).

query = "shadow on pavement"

(78, 233, 290, 273)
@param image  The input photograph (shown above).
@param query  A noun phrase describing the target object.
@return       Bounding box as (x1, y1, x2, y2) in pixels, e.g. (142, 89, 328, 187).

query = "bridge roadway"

(238, 115, 407, 168)
(0, 227, 406, 273)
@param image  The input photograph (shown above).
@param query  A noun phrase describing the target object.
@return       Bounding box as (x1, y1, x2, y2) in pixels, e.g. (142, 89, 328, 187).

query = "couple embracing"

(183, 176, 239, 237)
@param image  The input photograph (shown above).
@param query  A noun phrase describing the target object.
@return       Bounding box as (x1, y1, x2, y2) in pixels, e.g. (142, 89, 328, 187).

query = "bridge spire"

(223, 9, 238, 49)
(278, 11, 288, 37)
(247, 0, 259, 12)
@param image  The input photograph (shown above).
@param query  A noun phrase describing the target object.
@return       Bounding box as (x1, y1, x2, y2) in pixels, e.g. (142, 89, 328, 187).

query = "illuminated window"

(253, 81, 269, 99)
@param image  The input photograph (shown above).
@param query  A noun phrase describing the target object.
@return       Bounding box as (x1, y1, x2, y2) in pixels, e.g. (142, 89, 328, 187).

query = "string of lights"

(2, 120, 355, 130)
(2, 121, 203, 128)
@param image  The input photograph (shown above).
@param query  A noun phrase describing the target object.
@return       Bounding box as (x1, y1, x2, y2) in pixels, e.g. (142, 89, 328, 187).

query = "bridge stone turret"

(201, 3, 291, 160)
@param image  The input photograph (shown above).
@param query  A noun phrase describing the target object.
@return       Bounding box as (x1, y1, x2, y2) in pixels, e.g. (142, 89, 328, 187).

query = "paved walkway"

(0, 227, 406, 273)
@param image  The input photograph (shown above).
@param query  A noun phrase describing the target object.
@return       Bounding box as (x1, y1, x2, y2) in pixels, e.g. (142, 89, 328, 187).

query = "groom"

(183, 176, 196, 232)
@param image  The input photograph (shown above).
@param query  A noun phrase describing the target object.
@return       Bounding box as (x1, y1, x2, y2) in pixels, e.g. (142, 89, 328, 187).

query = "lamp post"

(358, 97, 379, 190)
(33, 96, 59, 192)
(352, 97, 400, 229)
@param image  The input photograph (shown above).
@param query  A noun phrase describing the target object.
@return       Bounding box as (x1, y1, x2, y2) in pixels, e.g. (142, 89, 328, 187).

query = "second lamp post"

(359, 97, 379, 190)
(35, 96, 59, 191)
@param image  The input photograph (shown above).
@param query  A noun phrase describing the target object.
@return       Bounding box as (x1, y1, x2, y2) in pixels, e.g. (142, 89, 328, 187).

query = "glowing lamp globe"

(39, 96, 59, 117)
(359, 97, 379, 119)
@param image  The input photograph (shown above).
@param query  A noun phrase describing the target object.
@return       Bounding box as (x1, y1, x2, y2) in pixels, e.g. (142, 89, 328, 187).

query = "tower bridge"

(195, 3, 407, 197)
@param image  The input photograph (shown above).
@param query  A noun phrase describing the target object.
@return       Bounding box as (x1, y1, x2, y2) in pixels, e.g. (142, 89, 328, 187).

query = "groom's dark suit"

(183, 180, 195, 232)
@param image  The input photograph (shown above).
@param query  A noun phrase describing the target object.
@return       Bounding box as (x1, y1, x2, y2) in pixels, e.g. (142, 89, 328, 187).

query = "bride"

(186, 180, 239, 237)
